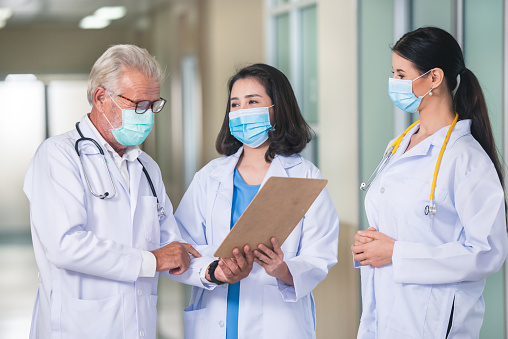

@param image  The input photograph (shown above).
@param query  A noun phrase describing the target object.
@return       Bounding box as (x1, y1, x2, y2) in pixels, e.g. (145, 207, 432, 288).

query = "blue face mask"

(388, 69, 432, 113)
(229, 105, 274, 148)
(105, 95, 154, 146)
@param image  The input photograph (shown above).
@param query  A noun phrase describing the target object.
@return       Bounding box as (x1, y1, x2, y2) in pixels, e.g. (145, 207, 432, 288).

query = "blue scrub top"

(226, 167, 260, 339)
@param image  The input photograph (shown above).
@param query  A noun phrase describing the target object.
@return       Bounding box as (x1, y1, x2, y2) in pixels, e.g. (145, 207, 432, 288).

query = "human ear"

(430, 68, 445, 90)
(93, 87, 107, 112)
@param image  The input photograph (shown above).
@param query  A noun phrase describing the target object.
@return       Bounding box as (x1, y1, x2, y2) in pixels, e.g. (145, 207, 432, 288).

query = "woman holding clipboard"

(175, 63, 339, 339)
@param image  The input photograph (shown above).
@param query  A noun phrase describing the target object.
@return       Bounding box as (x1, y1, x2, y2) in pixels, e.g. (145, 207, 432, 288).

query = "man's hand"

(205, 245, 254, 284)
(152, 242, 201, 275)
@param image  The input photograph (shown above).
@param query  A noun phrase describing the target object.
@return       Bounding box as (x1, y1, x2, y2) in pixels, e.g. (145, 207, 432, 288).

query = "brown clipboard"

(213, 176, 328, 258)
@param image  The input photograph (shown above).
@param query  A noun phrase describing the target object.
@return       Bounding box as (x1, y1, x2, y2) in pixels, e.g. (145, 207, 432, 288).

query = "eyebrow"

(395, 69, 406, 73)
(230, 94, 262, 101)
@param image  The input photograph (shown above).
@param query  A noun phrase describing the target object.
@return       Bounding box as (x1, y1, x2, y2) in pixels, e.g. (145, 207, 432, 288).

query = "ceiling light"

(95, 6, 126, 20)
(5, 74, 38, 81)
(0, 7, 12, 28)
(79, 15, 110, 29)
(0, 8, 12, 21)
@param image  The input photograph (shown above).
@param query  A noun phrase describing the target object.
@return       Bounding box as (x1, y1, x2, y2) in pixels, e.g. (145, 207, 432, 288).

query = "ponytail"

(454, 68, 505, 189)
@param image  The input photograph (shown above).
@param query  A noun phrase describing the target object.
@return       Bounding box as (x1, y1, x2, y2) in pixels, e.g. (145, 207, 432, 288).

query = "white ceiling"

(0, 0, 173, 28)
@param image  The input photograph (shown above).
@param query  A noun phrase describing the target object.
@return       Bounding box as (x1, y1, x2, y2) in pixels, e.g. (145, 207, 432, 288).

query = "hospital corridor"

(1, 0, 508, 338)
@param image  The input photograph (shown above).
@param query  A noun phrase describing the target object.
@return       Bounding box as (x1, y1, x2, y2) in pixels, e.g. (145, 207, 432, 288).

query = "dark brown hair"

(215, 63, 312, 162)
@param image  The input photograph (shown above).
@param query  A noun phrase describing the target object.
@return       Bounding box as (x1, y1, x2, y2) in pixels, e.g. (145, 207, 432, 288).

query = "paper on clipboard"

(213, 176, 328, 258)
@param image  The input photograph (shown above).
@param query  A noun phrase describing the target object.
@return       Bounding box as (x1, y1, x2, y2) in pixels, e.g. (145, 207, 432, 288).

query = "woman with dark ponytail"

(352, 27, 508, 338)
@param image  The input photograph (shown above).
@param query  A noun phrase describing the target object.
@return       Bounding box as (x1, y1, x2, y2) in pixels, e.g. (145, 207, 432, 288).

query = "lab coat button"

(137, 289, 142, 296)
(140, 330, 145, 337)
(380, 187, 385, 193)
(219, 321, 224, 327)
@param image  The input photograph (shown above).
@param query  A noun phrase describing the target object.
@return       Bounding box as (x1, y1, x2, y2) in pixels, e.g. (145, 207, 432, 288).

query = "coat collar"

(209, 146, 303, 187)
(79, 115, 127, 192)
(395, 119, 472, 159)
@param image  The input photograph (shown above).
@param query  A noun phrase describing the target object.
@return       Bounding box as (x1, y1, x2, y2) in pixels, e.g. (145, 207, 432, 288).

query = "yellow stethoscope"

(360, 113, 458, 216)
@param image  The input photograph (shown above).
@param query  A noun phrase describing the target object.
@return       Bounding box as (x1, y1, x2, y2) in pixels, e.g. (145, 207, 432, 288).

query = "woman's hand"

(207, 245, 254, 284)
(351, 228, 395, 267)
(254, 237, 294, 286)
(353, 227, 376, 246)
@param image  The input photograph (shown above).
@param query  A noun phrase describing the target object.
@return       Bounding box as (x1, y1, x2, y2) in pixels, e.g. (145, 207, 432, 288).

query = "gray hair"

(87, 44, 163, 106)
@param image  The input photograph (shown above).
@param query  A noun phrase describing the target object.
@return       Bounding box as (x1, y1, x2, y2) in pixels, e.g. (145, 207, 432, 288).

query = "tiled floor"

(0, 241, 187, 339)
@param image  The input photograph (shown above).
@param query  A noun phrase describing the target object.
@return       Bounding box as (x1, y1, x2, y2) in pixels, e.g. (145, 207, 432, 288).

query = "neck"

(239, 141, 271, 167)
(89, 109, 126, 157)
(417, 94, 455, 137)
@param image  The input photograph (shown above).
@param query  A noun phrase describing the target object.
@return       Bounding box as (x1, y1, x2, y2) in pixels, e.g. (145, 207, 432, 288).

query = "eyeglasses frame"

(116, 93, 167, 114)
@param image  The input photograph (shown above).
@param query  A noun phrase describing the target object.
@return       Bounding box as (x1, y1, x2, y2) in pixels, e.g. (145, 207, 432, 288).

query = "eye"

(248, 99, 258, 104)
(231, 102, 239, 108)
(393, 72, 404, 79)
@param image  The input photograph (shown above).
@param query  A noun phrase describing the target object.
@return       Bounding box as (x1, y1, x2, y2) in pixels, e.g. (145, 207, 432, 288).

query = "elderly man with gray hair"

(24, 44, 209, 339)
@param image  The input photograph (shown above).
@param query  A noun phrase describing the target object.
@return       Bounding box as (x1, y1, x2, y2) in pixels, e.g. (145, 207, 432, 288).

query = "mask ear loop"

(103, 93, 122, 130)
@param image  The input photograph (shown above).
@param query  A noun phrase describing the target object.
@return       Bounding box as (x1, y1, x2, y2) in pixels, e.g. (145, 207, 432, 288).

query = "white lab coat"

(357, 119, 508, 339)
(174, 147, 339, 339)
(23, 115, 207, 339)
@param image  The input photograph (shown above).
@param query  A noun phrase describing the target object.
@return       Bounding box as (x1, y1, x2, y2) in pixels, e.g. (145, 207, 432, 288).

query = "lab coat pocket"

(140, 196, 161, 250)
(183, 305, 209, 339)
(403, 177, 447, 233)
(61, 294, 125, 339)
(262, 284, 314, 339)
(386, 283, 431, 338)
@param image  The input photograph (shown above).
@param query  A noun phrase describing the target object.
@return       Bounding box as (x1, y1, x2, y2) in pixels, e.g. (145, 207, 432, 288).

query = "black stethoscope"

(74, 122, 166, 220)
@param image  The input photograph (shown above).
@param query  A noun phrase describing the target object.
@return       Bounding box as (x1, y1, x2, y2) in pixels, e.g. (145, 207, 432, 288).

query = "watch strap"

(208, 259, 225, 285)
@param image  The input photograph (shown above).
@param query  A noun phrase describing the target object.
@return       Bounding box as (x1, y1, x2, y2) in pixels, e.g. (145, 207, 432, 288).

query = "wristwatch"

(208, 259, 225, 285)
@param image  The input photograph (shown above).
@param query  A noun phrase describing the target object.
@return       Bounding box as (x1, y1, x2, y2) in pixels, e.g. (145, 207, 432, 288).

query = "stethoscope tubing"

(75, 122, 117, 199)
(74, 122, 166, 219)
(360, 113, 459, 217)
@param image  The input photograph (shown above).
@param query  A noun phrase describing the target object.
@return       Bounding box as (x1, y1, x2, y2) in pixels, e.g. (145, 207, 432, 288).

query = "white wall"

(314, 0, 360, 338)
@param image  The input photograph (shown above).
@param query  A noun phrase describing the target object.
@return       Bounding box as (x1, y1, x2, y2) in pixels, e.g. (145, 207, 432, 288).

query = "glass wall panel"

(412, 0, 453, 32)
(0, 78, 45, 232)
(358, 0, 394, 229)
(301, 4, 318, 124)
(47, 80, 90, 137)
(464, 1, 504, 337)
(275, 13, 291, 80)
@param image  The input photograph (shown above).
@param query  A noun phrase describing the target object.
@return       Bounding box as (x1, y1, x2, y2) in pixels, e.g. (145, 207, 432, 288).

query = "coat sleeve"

(174, 170, 219, 278)
(139, 158, 213, 288)
(279, 168, 340, 301)
(24, 140, 143, 282)
(392, 163, 508, 284)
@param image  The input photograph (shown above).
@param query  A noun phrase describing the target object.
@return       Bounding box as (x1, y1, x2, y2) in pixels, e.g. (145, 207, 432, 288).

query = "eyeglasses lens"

(152, 99, 166, 113)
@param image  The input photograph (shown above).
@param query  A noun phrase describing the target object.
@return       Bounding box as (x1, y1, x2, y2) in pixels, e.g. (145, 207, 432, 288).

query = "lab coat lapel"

(128, 159, 143, 221)
(261, 154, 302, 186)
(77, 116, 130, 197)
(209, 148, 242, 243)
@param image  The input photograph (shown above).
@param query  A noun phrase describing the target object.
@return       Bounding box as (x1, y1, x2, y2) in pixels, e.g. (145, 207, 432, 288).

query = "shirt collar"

(84, 114, 141, 162)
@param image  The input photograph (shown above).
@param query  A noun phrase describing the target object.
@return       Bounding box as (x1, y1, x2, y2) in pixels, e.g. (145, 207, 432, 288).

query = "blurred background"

(0, 0, 506, 337)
